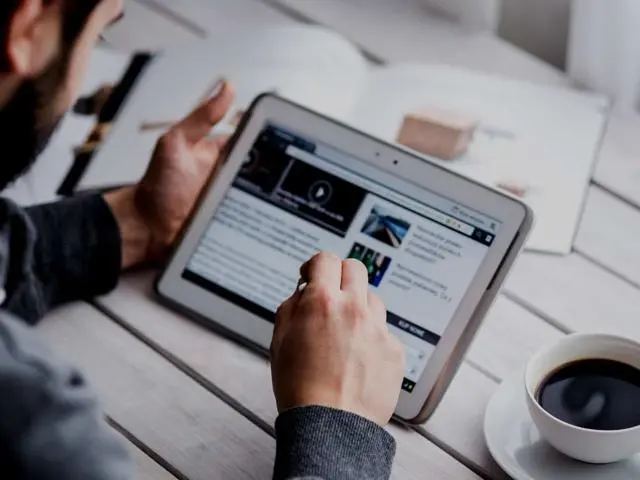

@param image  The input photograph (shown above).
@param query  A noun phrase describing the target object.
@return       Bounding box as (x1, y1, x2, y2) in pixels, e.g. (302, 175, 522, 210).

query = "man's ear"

(5, 0, 61, 77)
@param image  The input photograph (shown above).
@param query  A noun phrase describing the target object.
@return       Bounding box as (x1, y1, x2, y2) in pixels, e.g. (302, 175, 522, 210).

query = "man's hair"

(1, 0, 102, 67)
(0, 1, 21, 26)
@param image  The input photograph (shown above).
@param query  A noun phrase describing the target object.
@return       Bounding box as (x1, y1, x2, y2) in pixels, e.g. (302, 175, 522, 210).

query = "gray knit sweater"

(0, 195, 396, 479)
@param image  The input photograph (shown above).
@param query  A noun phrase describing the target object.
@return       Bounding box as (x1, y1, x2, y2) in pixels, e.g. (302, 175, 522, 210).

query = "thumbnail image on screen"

(361, 205, 411, 248)
(347, 243, 392, 287)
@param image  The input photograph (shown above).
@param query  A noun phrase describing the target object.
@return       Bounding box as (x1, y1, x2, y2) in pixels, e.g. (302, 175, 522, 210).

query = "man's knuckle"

(312, 286, 335, 311)
(306, 285, 340, 317)
(345, 298, 368, 322)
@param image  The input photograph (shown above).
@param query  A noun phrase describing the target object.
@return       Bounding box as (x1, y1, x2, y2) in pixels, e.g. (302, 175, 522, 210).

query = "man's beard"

(0, 53, 69, 191)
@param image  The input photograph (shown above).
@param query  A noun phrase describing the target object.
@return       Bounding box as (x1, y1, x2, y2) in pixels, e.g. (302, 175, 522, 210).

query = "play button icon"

(308, 180, 332, 205)
(314, 186, 327, 199)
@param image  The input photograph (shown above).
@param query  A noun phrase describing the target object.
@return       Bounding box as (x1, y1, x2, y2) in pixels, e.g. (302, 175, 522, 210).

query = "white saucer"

(484, 372, 640, 480)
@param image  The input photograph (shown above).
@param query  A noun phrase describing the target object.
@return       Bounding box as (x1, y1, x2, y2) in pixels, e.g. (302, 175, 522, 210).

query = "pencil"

(139, 121, 173, 132)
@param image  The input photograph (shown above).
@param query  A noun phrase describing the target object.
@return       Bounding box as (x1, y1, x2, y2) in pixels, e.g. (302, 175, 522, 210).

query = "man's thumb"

(172, 80, 234, 143)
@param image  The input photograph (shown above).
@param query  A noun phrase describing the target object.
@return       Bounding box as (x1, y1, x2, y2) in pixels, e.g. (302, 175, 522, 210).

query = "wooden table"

(31, 1, 640, 478)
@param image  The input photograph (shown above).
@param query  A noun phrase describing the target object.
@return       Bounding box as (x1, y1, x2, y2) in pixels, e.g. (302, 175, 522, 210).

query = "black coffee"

(537, 358, 640, 431)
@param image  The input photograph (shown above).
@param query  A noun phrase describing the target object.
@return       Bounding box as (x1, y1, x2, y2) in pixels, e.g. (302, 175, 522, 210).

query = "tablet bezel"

(156, 94, 533, 423)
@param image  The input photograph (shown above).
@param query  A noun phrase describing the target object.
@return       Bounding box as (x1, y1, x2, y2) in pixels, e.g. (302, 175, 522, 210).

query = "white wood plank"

(94, 274, 578, 478)
(102, 0, 201, 51)
(465, 176, 640, 382)
(506, 252, 640, 341)
(420, 0, 501, 33)
(128, 442, 177, 480)
(576, 186, 640, 288)
(96, 271, 483, 479)
(417, 364, 509, 479)
(594, 112, 640, 208)
(134, 0, 295, 34)
(95, 271, 577, 478)
(102, 269, 583, 477)
(103, 269, 607, 477)
(270, 0, 568, 86)
(467, 297, 562, 380)
(37, 303, 275, 480)
(275, 0, 500, 33)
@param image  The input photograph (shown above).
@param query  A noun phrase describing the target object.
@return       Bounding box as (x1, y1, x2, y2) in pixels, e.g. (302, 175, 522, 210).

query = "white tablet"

(157, 94, 533, 424)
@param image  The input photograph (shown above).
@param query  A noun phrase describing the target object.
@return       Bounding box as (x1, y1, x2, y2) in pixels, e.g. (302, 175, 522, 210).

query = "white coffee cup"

(524, 333, 640, 464)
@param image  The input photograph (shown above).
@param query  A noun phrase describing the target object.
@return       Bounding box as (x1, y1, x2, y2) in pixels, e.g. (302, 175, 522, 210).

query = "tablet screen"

(182, 124, 501, 393)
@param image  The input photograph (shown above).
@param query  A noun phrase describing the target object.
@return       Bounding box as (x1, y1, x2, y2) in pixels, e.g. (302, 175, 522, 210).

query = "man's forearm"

(5, 195, 121, 323)
(274, 406, 396, 480)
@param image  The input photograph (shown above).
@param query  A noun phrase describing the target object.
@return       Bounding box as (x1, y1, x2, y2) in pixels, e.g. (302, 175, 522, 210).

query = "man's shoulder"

(0, 308, 134, 479)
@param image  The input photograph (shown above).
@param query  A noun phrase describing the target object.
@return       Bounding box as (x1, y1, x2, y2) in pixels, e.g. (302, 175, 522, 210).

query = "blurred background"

(422, 0, 640, 111)
(337, 0, 639, 111)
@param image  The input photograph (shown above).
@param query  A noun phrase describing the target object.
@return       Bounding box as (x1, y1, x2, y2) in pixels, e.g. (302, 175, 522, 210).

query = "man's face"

(0, 0, 123, 190)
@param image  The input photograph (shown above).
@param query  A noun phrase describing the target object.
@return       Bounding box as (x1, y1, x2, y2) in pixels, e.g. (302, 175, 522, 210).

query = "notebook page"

(348, 64, 608, 254)
(78, 24, 368, 191)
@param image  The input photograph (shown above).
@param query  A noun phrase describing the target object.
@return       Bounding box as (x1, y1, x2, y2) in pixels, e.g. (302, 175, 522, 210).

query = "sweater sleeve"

(0, 311, 133, 478)
(273, 406, 396, 480)
(3, 194, 121, 324)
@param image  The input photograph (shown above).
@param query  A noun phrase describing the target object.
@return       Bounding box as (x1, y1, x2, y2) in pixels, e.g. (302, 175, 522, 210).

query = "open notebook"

(77, 24, 608, 254)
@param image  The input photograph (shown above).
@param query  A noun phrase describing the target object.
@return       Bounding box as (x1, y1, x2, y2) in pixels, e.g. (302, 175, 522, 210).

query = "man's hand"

(105, 81, 234, 268)
(270, 252, 406, 426)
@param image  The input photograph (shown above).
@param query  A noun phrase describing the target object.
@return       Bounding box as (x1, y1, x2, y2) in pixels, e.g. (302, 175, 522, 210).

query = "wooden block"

(397, 107, 479, 160)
